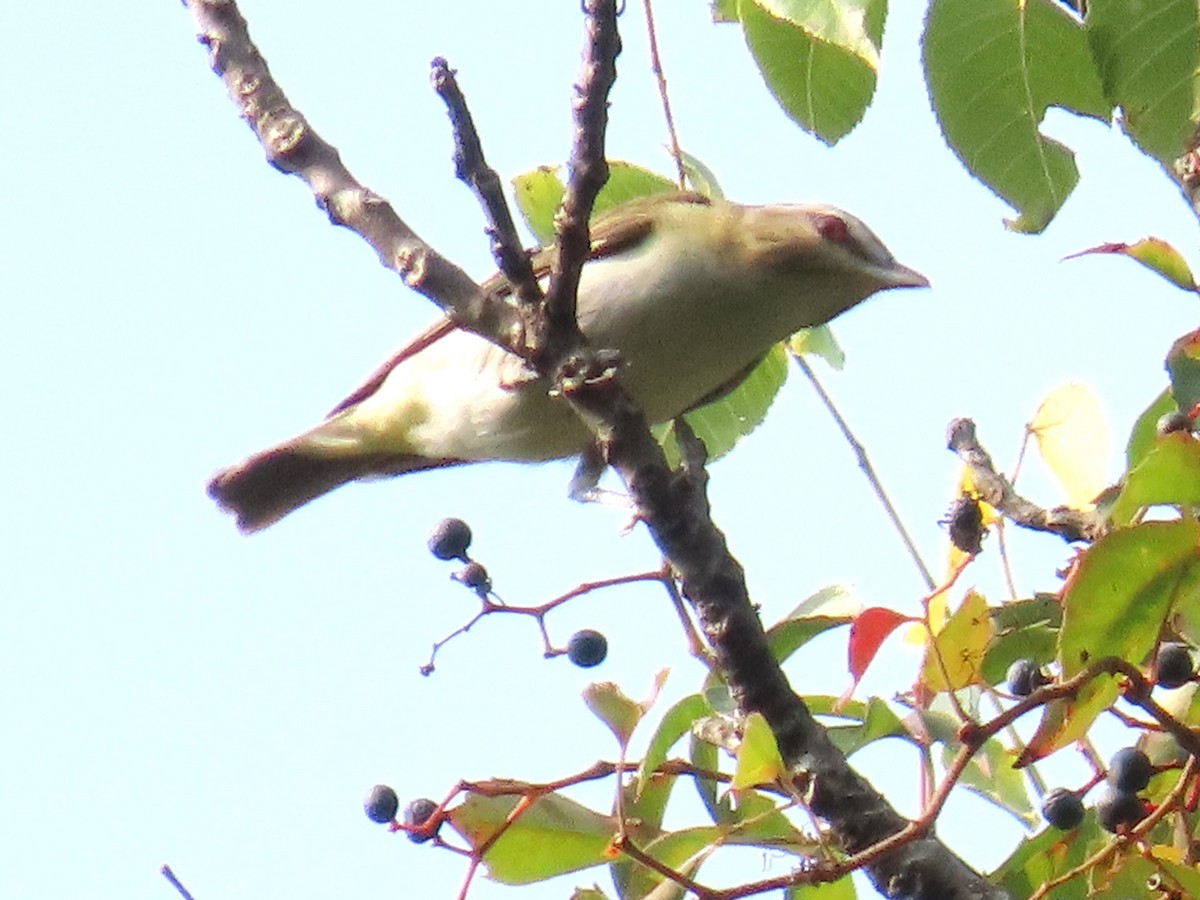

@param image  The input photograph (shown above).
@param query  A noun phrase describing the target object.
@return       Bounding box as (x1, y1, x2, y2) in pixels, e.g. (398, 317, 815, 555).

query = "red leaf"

(847, 607, 917, 682)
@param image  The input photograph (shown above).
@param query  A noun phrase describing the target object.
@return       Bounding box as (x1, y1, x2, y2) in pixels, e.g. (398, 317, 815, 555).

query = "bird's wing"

(326, 316, 458, 417)
(327, 191, 714, 418)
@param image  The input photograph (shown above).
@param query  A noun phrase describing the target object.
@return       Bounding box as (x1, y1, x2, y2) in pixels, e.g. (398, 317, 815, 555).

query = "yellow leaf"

(1029, 382, 1111, 508)
(921, 590, 995, 692)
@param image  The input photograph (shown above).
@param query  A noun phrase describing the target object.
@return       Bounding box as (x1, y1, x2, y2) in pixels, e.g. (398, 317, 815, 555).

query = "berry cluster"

(1030, 642, 1195, 833)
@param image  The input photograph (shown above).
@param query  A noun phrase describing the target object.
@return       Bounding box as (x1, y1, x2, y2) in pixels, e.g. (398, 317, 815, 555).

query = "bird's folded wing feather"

(325, 191, 715, 419)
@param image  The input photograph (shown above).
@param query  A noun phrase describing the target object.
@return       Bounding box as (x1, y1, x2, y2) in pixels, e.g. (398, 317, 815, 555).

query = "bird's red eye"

(816, 214, 850, 243)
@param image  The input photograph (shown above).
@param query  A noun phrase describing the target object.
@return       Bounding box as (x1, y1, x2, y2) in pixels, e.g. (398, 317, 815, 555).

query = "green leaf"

(990, 817, 1103, 900)
(981, 594, 1061, 686)
(659, 342, 790, 465)
(944, 738, 1037, 827)
(570, 888, 610, 900)
(636, 694, 711, 798)
(712, 0, 740, 23)
(1166, 329, 1200, 418)
(1086, 0, 1200, 165)
(766, 615, 852, 664)
(823, 696, 908, 756)
(922, 0, 1109, 232)
(788, 878, 857, 899)
(679, 150, 725, 199)
(620, 827, 720, 900)
(738, 0, 886, 144)
(1125, 387, 1177, 471)
(689, 729, 729, 823)
(1061, 521, 1200, 677)
(511, 162, 680, 246)
(448, 793, 615, 884)
(789, 324, 846, 370)
(732, 712, 787, 788)
(583, 682, 645, 749)
(1110, 432, 1200, 526)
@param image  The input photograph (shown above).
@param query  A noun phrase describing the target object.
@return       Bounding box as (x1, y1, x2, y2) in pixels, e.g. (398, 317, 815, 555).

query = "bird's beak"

(885, 264, 930, 289)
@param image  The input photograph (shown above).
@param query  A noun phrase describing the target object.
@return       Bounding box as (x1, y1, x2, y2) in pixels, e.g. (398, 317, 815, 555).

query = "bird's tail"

(208, 437, 460, 533)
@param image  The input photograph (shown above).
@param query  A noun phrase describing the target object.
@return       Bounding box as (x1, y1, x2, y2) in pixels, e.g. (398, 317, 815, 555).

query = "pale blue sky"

(4, 3, 1197, 899)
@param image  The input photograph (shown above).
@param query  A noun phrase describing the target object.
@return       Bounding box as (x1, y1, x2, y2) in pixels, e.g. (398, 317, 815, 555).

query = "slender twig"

(641, 0, 686, 189)
(793, 352, 935, 590)
(160, 866, 195, 900)
(430, 57, 542, 309)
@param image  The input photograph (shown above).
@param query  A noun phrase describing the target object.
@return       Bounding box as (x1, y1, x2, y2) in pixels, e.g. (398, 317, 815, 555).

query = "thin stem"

(641, 0, 686, 189)
(793, 352, 935, 590)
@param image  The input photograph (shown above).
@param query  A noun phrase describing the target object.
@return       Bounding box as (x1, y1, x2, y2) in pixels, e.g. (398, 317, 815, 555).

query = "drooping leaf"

(449, 792, 615, 884)
(1028, 381, 1111, 508)
(1086, 0, 1200, 165)
(738, 0, 886, 144)
(1063, 238, 1198, 291)
(637, 693, 711, 798)
(922, 0, 1108, 232)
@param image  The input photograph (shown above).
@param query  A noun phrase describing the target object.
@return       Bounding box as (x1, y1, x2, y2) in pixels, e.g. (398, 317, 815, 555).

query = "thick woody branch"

(184, 0, 529, 359)
(946, 418, 1105, 544)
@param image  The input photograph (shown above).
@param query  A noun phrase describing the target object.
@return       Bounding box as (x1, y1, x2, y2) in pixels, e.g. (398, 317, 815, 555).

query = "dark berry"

(1095, 788, 1145, 833)
(403, 797, 440, 844)
(1041, 787, 1085, 830)
(567, 629, 608, 668)
(455, 561, 491, 595)
(364, 784, 399, 824)
(1006, 658, 1046, 697)
(1108, 747, 1153, 793)
(942, 495, 984, 555)
(428, 518, 472, 561)
(1157, 643, 1195, 689)
(1157, 411, 1192, 436)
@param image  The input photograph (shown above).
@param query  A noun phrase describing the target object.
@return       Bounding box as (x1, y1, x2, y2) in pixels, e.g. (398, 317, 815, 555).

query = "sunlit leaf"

(449, 793, 615, 884)
(921, 590, 994, 692)
(1028, 382, 1111, 508)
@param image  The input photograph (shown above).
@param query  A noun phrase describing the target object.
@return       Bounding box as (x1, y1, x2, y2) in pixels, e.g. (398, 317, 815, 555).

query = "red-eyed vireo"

(209, 191, 927, 532)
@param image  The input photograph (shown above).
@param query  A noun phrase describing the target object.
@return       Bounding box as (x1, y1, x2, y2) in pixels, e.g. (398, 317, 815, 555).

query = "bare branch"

(183, 0, 528, 357)
(947, 417, 1106, 543)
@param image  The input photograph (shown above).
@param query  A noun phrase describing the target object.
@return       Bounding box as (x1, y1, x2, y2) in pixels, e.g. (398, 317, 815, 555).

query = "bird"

(208, 191, 928, 532)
